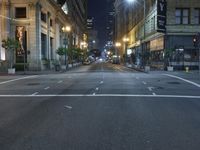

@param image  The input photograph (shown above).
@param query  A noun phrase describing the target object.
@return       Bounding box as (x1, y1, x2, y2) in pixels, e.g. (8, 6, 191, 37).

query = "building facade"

(114, 0, 200, 69)
(87, 17, 98, 50)
(0, 0, 87, 71)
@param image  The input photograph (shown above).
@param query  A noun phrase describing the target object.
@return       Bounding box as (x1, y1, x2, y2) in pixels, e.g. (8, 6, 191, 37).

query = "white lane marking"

(152, 93, 156, 95)
(96, 87, 99, 91)
(163, 74, 200, 88)
(58, 80, 63, 84)
(142, 81, 147, 85)
(148, 87, 154, 92)
(31, 92, 39, 96)
(64, 105, 72, 109)
(0, 94, 200, 99)
(0, 75, 38, 85)
(44, 87, 50, 90)
(100, 81, 104, 84)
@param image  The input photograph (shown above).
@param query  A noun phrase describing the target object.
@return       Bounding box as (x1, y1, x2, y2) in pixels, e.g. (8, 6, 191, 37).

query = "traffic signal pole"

(193, 33, 200, 74)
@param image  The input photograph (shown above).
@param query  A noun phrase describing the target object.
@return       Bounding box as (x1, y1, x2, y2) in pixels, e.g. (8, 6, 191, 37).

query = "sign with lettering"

(157, 0, 167, 33)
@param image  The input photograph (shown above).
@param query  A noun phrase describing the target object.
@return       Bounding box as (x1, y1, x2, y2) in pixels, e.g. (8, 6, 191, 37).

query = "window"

(41, 12, 47, 23)
(194, 9, 200, 24)
(41, 33, 47, 59)
(15, 7, 26, 18)
(175, 8, 190, 24)
(50, 19, 53, 27)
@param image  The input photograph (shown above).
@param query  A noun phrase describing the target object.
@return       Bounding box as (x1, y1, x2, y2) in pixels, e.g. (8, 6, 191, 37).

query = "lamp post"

(115, 42, 121, 64)
(123, 37, 129, 65)
(62, 25, 71, 69)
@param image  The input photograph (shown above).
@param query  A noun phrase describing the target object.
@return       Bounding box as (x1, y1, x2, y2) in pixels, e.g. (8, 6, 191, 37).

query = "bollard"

(185, 67, 189, 73)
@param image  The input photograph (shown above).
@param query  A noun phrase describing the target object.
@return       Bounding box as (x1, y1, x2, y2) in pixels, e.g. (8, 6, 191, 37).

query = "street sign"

(157, 0, 167, 33)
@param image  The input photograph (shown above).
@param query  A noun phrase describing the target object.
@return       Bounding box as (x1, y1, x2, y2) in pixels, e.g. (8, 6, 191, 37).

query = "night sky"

(88, 0, 110, 49)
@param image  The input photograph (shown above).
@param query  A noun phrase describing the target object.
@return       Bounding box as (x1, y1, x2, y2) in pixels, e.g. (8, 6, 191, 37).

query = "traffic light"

(193, 36, 198, 48)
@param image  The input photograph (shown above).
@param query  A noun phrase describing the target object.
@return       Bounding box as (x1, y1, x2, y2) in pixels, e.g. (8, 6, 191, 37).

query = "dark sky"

(88, 0, 109, 49)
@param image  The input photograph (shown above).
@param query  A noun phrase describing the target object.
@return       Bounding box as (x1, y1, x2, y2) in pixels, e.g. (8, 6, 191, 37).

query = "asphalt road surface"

(0, 62, 200, 150)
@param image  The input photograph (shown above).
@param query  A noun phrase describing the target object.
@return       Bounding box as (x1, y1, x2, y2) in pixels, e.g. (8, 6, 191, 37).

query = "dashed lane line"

(142, 81, 147, 85)
(31, 92, 39, 96)
(44, 87, 50, 90)
(58, 80, 63, 84)
(152, 93, 156, 95)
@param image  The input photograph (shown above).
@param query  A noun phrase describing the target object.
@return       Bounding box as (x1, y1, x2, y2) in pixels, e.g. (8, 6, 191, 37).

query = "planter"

(167, 66, 174, 72)
(144, 66, 150, 73)
(8, 68, 15, 74)
(68, 64, 72, 68)
(61, 65, 67, 70)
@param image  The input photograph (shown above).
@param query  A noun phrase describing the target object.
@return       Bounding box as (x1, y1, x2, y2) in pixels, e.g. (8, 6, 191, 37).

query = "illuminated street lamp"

(115, 42, 121, 57)
(62, 25, 71, 67)
(123, 37, 129, 64)
(115, 42, 121, 47)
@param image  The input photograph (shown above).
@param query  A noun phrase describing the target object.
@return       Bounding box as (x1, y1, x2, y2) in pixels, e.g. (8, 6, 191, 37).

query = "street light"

(123, 37, 129, 65)
(62, 25, 71, 68)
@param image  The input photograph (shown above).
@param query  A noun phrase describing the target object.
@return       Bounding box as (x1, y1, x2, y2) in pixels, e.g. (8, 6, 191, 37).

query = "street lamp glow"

(126, 0, 135, 3)
(123, 37, 129, 42)
(115, 42, 121, 47)
(62, 25, 71, 32)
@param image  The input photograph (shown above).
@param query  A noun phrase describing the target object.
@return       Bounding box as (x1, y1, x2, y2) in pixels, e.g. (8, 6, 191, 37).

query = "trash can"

(55, 65, 60, 71)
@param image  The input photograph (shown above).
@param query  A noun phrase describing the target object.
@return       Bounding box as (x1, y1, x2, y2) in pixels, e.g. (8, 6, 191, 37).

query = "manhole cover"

(27, 83, 40, 86)
(156, 86, 164, 90)
(167, 82, 180, 85)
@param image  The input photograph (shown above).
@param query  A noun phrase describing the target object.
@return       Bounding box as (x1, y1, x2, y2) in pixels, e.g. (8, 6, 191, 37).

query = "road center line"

(0, 75, 38, 85)
(163, 74, 200, 88)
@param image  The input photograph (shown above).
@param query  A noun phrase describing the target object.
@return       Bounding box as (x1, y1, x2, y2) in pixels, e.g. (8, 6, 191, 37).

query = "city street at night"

(0, 62, 200, 150)
(1, 0, 200, 149)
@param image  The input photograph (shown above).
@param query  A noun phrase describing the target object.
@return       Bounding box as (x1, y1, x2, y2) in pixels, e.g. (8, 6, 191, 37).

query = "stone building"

(114, 0, 200, 69)
(0, 0, 87, 71)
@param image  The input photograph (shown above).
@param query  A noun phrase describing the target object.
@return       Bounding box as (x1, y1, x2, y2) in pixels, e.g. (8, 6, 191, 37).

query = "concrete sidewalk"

(0, 63, 83, 76)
